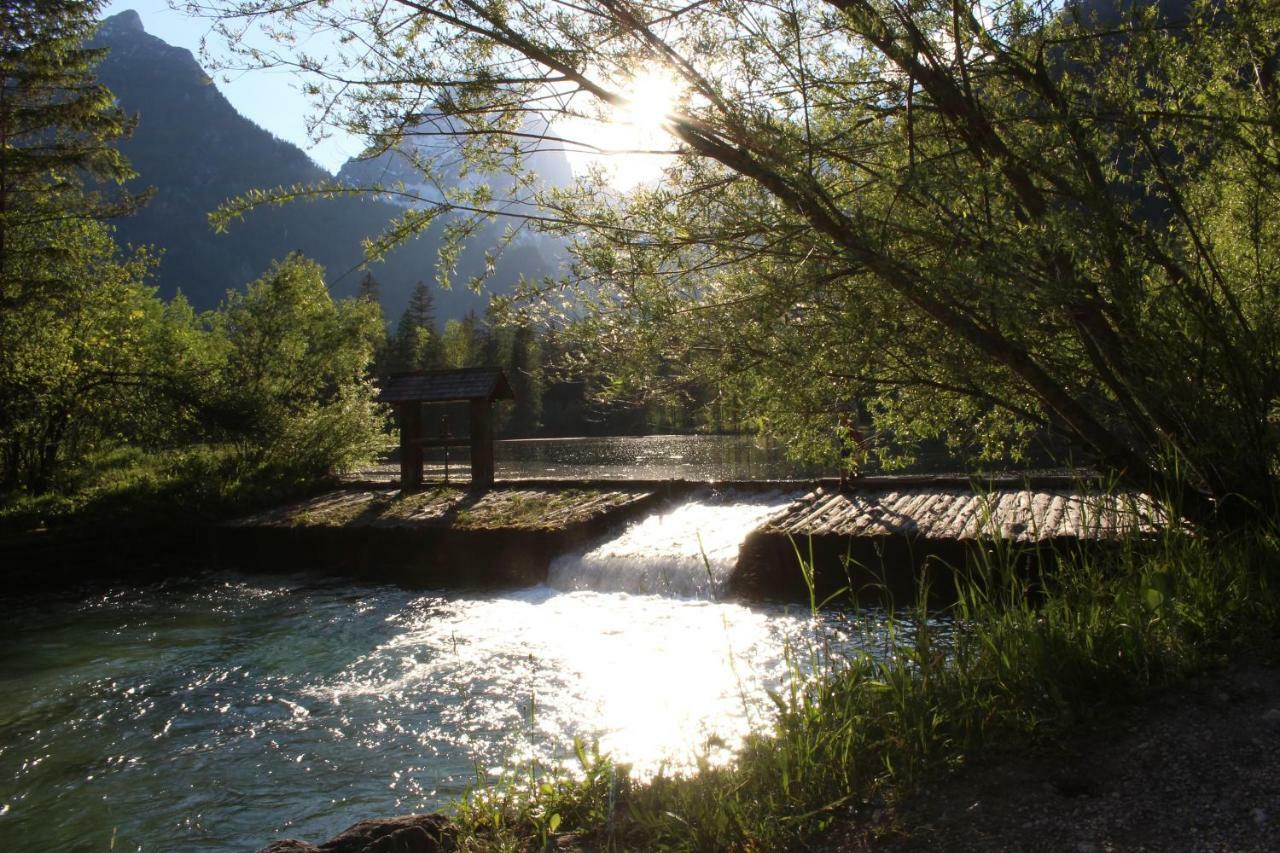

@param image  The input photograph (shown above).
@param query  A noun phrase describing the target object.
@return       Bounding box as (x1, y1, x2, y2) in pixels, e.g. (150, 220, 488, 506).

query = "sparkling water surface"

(415, 433, 830, 481)
(0, 495, 892, 851)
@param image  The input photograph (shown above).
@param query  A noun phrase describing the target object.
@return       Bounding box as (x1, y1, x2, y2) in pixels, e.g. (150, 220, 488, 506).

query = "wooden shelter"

(376, 368, 514, 491)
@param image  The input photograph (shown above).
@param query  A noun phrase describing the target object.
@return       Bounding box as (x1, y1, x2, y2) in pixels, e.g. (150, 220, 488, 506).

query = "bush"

(209, 252, 387, 477)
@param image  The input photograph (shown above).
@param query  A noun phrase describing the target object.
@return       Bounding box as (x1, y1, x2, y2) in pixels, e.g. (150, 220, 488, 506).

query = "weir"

(214, 465, 1156, 603)
(547, 492, 796, 598)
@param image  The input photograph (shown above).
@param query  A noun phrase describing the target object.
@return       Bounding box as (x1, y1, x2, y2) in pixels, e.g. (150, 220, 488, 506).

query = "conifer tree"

(392, 280, 439, 370)
(356, 271, 380, 303)
(0, 0, 151, 490)
(353, 271, 389, 375)
(508, 322, 542, 434)
(0, 0, 139, 297)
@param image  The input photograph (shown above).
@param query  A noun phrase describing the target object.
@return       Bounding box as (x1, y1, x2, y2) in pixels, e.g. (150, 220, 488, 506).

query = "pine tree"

(508, 322, 542, 434)
(401, 280, 434, 329)
(0, 0, 150, 489)
(0, 0, 140, 299)
(353, 271, 389, 375)
(392, 280, 438, 370)
(356, 270, 380, 302)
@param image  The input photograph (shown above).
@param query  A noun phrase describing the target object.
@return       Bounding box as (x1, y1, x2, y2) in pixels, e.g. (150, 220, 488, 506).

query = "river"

(0, 492, 895, 850)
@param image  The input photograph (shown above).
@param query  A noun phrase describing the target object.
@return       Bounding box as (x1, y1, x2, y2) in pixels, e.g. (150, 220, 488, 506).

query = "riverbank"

(0, 444, 346, 591)
(256, 522, 1276, 852)
(825, 655, 1280, 852)
(259, 654, 1280, 852)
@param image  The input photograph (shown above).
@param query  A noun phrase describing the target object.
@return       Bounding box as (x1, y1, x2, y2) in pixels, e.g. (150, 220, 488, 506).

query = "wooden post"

(469, 398, 495, 490)
(399, 402, 423, 492)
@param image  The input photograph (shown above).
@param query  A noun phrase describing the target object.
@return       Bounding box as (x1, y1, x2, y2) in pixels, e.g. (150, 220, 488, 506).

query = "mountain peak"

(100, 9, 145, 36)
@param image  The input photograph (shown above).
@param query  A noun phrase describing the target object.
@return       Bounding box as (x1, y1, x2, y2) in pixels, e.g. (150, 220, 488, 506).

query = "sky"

(102, 2, 364, 173)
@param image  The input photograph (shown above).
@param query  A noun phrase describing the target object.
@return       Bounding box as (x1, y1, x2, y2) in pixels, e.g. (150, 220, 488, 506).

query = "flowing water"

(549, 492, 795, 597)
(0, 495, 894, 851)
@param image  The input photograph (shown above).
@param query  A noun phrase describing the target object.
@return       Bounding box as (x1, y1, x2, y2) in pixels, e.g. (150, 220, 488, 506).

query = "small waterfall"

(548, 492, 796, 598)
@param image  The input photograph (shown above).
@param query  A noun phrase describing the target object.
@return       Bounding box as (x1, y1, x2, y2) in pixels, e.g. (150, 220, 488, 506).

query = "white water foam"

(547, 491, 797, 598)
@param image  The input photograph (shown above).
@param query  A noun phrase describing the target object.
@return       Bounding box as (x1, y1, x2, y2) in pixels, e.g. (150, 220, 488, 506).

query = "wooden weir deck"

(219, 484, 666, 587)
(761, 480, 1163, 542)
(730, 477, 1163, 602)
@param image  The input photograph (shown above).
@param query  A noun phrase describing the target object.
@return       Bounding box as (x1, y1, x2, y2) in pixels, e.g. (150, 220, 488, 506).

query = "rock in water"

(257, 814, 455, 853)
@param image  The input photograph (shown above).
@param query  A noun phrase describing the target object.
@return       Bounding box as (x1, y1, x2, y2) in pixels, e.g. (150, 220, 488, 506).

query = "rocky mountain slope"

(93, 10, 568, 321)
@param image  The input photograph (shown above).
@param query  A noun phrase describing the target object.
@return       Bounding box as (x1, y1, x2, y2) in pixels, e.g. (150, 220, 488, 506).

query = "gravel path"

(825, 658, 1280, 852)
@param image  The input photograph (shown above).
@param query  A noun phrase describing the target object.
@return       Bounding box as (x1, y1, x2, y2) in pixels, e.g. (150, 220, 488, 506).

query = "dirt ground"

(822, 657, 1280, 852)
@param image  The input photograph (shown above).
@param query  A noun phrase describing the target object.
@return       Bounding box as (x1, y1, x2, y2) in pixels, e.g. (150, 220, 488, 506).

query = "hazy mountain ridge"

(93, 10, 568, 321)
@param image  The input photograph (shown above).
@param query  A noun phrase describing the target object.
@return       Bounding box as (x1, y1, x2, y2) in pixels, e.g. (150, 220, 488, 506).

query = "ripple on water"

(0, 575, 894, 851)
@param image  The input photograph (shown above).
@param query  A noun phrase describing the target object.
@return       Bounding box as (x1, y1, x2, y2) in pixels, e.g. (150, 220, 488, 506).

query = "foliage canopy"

(200, 0, 1280, 522)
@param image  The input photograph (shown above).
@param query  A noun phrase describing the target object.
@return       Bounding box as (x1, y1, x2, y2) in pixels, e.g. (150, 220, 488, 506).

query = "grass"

(0, 442, 340, 539)
(446, 512, 1280, 851)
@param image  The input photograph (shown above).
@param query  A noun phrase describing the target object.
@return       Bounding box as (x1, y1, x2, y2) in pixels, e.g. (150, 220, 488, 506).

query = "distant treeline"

(362, 273, 745, 439)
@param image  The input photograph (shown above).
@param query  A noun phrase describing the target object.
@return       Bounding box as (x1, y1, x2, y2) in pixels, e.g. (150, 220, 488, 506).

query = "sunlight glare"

(561, 65, 688, 189)
(617, 67, 685, 135)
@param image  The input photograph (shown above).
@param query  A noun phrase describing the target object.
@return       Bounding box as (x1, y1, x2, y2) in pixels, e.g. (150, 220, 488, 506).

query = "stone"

(257, 814, 455, 853)
(366, 826, 434, 853)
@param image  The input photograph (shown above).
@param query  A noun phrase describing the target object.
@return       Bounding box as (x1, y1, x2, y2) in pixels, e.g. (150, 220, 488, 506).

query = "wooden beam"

(469, 399, 495, 490)
(399, 402, 424, 492)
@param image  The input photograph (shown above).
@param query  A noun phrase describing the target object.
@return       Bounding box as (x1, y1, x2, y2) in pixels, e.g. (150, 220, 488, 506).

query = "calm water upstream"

(0, 494, 895, 851)
(419, 434, 831, 481)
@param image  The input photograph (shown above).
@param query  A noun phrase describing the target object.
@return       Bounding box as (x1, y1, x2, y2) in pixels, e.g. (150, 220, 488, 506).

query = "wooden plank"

(767, 490, 820, 532)
(966, 491, 1007, 539)
(1020, 490, 1042, 539)
(1026, 491, 1052, 540)
(857, 490, 899, 536)
(824, 495, 870, 535)
(918, 490, 960, 539)
(1042, 492, 1069, 539)
(784, 492, 845, 534)
(844, 496, 884, 537)
(912, 490, 955, 538)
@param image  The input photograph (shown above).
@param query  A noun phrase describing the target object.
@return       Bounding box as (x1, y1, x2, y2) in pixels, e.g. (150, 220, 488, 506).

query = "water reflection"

(421, 434, 828, 481)
(0, 577, 890, 850)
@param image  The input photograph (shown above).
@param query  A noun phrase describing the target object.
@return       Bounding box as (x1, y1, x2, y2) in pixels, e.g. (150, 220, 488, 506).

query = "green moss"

(269, 485, 640, 531)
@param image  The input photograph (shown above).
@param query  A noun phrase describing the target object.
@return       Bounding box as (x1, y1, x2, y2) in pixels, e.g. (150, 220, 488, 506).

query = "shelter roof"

(376, 368, 514, 404)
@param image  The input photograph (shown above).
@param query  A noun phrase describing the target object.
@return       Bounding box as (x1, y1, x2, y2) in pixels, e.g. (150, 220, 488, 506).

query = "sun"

(616, 67, 685, 135)
(556, 65, 687, 189)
